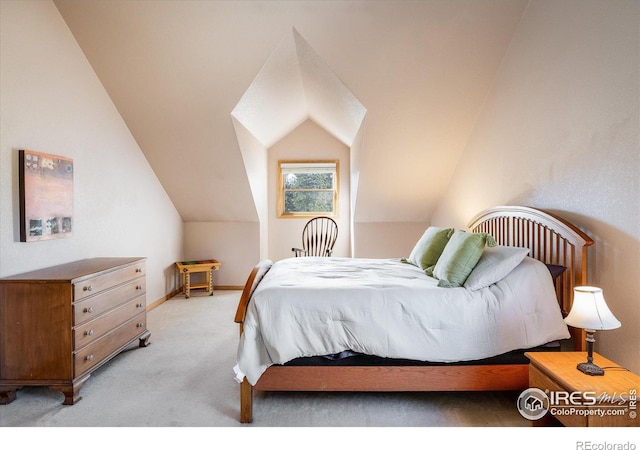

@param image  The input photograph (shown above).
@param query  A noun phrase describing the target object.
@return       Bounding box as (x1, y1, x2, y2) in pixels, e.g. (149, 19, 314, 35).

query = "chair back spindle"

(292, 216, 338, 257)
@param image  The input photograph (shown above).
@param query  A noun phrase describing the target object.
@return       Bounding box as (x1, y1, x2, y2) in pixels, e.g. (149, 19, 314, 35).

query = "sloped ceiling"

(231, 27, 366, 233)
(232, 28, 366, 149)
(53, 0, 528, 223)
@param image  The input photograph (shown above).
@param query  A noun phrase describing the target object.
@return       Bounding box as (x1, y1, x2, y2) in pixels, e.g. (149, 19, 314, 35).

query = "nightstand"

(525, 352, 639, 427)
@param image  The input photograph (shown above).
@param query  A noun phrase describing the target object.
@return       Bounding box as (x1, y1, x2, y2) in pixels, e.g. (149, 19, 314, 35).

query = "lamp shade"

(564, 286, 621, 331)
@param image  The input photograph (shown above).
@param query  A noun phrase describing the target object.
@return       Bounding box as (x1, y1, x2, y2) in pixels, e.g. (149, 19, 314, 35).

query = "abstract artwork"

(19, 149, 74, 242)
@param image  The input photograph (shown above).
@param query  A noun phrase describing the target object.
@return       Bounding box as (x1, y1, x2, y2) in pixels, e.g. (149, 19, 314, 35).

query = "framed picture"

(19, 149, 74, 242)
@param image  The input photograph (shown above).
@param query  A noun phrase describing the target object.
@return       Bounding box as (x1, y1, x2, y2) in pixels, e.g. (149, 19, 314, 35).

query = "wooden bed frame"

(234, 205, 594, 423)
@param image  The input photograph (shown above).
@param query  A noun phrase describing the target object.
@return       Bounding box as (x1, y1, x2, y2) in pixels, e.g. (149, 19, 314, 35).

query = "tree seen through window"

(278, 161, 338, 217)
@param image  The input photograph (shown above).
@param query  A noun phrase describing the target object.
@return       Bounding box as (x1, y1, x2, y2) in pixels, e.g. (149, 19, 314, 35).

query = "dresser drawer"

(74, 297, 146, 350)
(74, 313, 147, 376)
(74, 261, 145, 301)
(74, 278, 146, 325)
(529, 364, 587, 427)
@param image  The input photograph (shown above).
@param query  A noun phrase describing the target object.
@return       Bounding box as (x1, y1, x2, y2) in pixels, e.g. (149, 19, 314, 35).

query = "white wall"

(268, 120, 350, 262)
(183, 221, 260, 288)
(186, 117, 429, 286)
(185, 117, 431, 285)
(181, 120, 349, 287)
(432, 0, 639, 373)
(354, 222, 429, 259)
(0, 1, 183, 304)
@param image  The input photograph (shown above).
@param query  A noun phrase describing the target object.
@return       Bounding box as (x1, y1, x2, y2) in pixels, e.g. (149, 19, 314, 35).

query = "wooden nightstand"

(525, 352, 639, 427)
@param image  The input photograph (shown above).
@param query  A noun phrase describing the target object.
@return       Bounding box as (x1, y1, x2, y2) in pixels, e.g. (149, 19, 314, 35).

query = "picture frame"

(19, 149, 74, 242)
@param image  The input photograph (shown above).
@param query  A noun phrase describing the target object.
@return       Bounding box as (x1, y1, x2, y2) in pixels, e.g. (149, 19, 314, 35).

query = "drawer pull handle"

(84, 307, 94, 313)
(85, 329, 94, 336)
(136, 285, 143, 290)
(136, 322, 144, 328)
(136, 268, 143, 273)
(83, 285, 93, 292)
(136, 303, 144, 308)
(86, 355, 94, 362)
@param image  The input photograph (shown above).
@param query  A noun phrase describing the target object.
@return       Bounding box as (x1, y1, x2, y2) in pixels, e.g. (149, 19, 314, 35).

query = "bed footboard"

(240, 378, 253, 424)
(238, 364, 529, 423)
(235, 260, 273, 423)
(234, 260, 273, 333)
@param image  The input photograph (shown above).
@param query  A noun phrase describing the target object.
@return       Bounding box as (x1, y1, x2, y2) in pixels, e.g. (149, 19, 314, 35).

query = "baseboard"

(147, 288, 182, 311)
(148, 286, 242, 311)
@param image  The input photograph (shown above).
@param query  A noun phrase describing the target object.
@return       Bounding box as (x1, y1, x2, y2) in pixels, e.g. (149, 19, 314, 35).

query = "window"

(278, 160, 339, 218)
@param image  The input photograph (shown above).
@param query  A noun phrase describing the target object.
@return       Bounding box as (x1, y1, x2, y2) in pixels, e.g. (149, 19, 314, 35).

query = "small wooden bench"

(175, 259, 221, 298)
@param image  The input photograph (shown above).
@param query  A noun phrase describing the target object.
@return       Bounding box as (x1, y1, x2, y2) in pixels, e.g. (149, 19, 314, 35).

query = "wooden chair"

(291, 216, 338, 257)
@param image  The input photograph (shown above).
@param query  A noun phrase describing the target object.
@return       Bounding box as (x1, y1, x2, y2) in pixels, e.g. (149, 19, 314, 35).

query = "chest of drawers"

(0, 257, 150, 405)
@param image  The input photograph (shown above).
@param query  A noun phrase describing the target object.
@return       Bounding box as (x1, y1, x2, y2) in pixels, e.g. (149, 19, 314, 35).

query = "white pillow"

(463, 246, 530, 290)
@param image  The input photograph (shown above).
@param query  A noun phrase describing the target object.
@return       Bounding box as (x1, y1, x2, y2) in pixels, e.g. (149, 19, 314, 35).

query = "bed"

(233, 205, 594, 423)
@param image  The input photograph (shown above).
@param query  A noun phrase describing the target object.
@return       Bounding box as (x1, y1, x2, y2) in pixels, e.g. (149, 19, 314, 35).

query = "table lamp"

(564, 286, 621, 376)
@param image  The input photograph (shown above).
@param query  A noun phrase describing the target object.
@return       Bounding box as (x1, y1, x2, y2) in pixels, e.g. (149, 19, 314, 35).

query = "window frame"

(277, 159, 339, 218)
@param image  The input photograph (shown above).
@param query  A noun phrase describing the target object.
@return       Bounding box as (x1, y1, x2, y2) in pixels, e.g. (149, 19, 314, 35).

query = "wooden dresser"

(0, 257, 150, 405)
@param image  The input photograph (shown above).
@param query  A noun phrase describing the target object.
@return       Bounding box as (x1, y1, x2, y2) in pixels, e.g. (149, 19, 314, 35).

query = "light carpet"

(0, 290, 532, 428)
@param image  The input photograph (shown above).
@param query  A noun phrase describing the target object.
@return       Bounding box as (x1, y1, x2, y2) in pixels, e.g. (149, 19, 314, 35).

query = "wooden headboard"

(468, 206, 594, 350)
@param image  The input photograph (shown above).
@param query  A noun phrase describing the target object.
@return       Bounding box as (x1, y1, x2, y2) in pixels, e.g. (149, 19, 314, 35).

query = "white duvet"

(234, 257, 570, 385)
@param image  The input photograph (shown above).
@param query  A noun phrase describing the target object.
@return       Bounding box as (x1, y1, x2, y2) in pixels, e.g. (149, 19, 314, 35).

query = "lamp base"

(577, 362, 605, 376)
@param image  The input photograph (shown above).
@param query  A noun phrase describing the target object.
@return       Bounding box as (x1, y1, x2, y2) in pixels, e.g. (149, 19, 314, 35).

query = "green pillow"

(432, 231, 497, 287)
(405, 227, 454, 270)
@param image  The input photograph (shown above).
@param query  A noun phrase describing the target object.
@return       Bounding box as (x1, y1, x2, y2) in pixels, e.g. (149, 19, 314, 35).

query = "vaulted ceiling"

(232, 27, 366, 149)
(54, 0, 528, 223)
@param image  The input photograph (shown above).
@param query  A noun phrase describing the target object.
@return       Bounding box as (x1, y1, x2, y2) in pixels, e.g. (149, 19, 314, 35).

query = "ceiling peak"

(231, 28, 366, 148)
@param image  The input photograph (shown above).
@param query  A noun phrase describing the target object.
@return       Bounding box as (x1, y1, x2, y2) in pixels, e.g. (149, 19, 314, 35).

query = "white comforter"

(234, 257, 570, 385)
